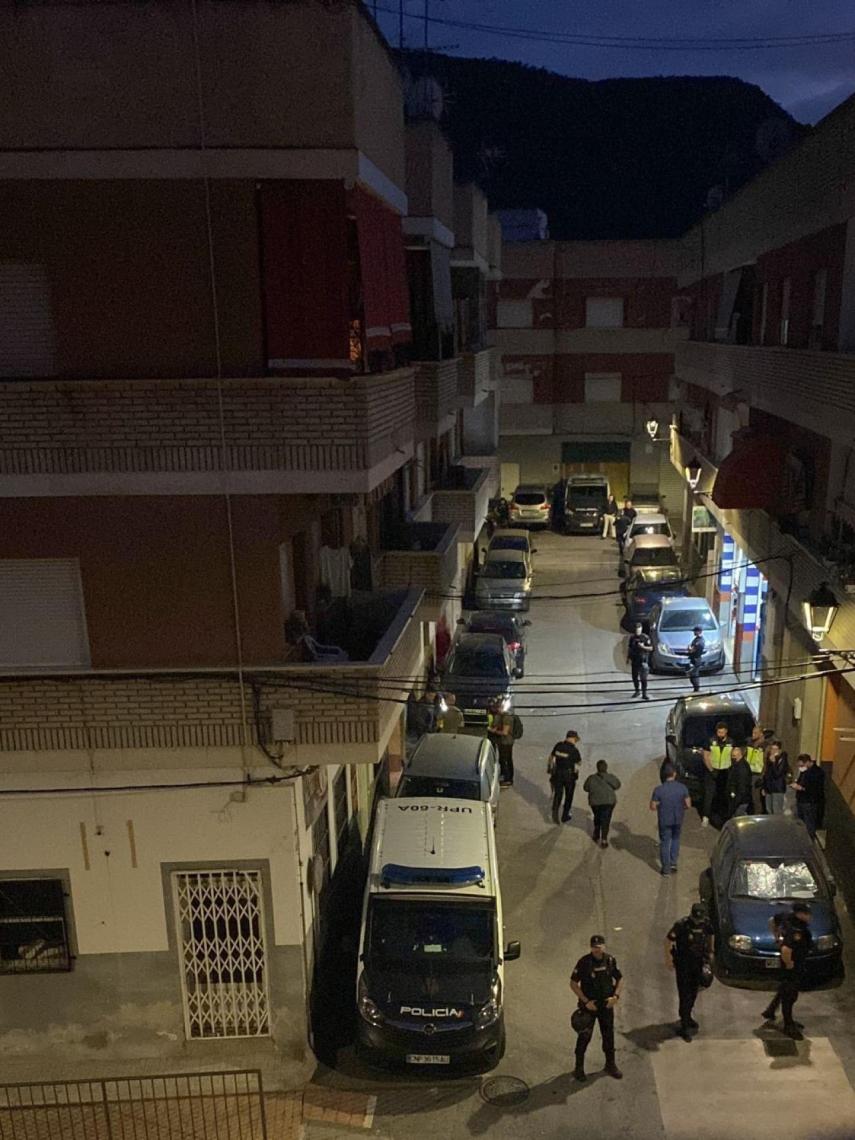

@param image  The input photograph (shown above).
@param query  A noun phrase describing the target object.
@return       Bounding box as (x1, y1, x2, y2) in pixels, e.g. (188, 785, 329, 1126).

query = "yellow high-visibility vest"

(746, 746, 765, 774)
(709, 743, 733, 770)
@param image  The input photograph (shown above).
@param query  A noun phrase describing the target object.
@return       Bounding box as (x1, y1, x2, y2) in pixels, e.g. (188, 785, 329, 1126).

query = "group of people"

(601, 495, 635, 543)
(699, 721, 825, 836)
(547, 730, 621, 844)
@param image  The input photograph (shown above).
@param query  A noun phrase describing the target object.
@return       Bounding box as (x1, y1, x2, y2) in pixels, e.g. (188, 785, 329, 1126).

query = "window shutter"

(585, 297, 624, 328)
(0, 559, 90, 668)
(0, 264, 56, 378)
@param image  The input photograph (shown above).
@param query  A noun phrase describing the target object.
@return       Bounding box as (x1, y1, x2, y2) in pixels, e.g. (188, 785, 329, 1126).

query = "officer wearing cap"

(665, 902, 714, 1041)
(570, 935, 623, 1081)
(762, 902, 813, 1039)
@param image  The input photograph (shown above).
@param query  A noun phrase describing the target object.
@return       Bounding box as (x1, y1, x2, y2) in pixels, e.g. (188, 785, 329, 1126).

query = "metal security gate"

(0, 1071, 267, 1139)
(172, 871, 270, 1040)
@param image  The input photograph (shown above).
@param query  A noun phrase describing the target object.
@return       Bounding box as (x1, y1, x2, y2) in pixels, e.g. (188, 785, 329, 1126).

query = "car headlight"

(815, 934, 840, 952)
(357, 978, 384, 1026)
(728, 934, 754, 953)
(475, 980, 501, 1028)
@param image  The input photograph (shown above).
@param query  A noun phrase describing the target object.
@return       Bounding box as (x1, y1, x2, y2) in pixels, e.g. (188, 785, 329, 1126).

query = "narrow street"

(318, 530, 855, 1140)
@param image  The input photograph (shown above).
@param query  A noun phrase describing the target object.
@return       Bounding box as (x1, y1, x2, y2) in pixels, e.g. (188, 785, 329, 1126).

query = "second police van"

(356, 798, 520, 1072)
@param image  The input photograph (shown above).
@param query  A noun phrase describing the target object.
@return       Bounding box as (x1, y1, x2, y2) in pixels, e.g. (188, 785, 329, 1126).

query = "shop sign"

(691, 505, 716, 533)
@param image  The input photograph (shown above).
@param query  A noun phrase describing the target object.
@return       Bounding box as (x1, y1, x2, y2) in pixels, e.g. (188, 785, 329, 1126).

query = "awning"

(354, 189, 412, 352)
(711, 437, 786, 510)
(259, 181, 350, 370)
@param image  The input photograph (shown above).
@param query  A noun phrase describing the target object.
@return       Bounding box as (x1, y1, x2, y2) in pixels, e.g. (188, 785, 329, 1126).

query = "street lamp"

(684, 457, 702, 490)
(803, 582, 839, 642)
(645, 417, 659, 441)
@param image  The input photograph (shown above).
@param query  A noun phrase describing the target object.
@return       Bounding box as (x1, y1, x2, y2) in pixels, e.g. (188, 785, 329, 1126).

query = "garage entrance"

(561, 441, 631, 501)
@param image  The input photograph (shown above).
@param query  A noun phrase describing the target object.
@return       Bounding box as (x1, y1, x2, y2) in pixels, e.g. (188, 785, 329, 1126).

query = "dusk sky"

(376, 0, 855, 123)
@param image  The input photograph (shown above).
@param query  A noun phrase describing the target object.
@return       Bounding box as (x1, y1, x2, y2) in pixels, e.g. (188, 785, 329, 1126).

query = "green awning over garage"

(561, 441, 631, 463)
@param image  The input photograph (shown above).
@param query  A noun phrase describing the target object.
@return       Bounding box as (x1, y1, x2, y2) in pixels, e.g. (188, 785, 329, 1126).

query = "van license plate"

(407, 1054, 450, 1065)
(765, 957, 780, 968)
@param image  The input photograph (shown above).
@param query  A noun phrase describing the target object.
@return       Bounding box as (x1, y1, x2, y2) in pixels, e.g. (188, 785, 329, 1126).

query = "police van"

(356, 798, 520, 1072)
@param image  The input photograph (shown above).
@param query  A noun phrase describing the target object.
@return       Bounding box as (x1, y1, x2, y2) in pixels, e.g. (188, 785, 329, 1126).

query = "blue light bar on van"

(380, 863, 485, 888)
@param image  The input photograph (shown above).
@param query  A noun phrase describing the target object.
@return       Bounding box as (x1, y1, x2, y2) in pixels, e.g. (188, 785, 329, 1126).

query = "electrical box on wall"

(271, 707, 296, 742)
(792, 697, 802, 722)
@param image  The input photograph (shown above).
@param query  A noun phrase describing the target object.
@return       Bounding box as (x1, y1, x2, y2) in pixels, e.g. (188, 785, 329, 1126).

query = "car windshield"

(568, 486, 605, 504)
(632, 548, 678, 568)
(660, 608, 717, 631)
(398, 775, 482, 800)
(730, 860, 819, 900)
(514, 492, 545, 506)
(631, 523, 669, 539)
(447, 647, 509, 678)
(682, 713, 755, 748)
(468, 618, 514, 640)
(483, 561, 526, 580)
(490, 537, 527, 553)
(367, 900, 495, 964)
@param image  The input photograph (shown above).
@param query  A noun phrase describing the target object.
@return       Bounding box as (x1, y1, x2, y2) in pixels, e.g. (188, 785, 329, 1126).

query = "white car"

(622, 514, 674, 569)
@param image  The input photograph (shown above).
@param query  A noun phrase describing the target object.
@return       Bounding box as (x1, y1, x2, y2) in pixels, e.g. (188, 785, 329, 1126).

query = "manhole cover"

(764, 1038, 799, 1057)
(480, 1076, 530, 1107)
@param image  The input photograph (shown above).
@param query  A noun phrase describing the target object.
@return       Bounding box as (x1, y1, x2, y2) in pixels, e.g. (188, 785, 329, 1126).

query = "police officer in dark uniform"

(627, 622, 653, 700)
(686, 625, 705, 692)
(548, 729, 581, 824)
(665, 902, 714, 1041)
(570, 935, 624, 1080)
(762, 902, 813, 1039)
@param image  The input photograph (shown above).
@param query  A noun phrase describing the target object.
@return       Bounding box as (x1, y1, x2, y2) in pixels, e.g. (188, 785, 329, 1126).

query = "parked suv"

(664, 692, 755, 801)
(442, 633, 515, 729)
(509, 485, 552, 529)
(650, 596, 724, 674)
(461, 611, 529, 676)
(564, 475, 609, 534)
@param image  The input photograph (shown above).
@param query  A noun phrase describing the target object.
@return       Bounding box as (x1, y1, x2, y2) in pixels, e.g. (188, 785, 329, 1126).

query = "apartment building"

(665, 92, 855, 876)
(496, 239, 685, 509)
(0, 0, 498, 1083)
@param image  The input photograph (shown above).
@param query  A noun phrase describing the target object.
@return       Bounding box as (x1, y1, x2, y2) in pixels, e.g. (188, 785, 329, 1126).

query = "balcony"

(380, 522, 463, 620)
(0, 589, 424, 768)
(0, 371, 415, 496)
(432, 463, 498, 542)
(676, 341, 855, 443)
(458, 348, 496, 409)
(413, 359, 460, 440)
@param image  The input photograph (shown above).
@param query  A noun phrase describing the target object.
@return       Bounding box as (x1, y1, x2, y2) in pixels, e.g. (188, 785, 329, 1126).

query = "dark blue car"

(622, 566, 689, 627)
(700, 816, 844, 984)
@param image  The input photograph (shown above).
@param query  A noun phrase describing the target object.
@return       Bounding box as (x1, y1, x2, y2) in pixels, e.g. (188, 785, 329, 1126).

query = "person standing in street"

(762, 741, 791, 815)
(792, 754, 825, 838)
(761, 902, 814, 1040)
(570, 935, 624, 1081)
(583, 760, 621, 847)
(701, 721, 733, 827)
(726, 746, 754, 818)
(615, 500, 637, 550)
(745, 724, 768, 813)
(686, 625, 705, 692)
(627, 622, 653, 700)
(651, 764, 691, 875)
(602, 495, 618, 540)
(487, 698, 515, 788)
(548, 730, 582, 824)
(438, 693, 465, 734)
(665, 902, 714, 1041)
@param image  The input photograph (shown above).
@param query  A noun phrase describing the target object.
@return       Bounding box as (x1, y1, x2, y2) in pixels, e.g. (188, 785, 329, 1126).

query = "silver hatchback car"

(649, 596, 726, 674)
(396, 734, 501, 823)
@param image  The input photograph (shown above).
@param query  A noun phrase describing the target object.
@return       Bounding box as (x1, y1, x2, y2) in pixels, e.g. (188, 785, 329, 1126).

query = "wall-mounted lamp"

(684, 457, 703, 490)
(803, 581, 839, 642)
(645, 418, 659, 441)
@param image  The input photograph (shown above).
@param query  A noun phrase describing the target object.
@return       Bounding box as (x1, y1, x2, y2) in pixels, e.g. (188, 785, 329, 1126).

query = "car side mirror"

(523, 620, 532, 627)
(531, 547, 538, 554)
(457, 617, 466, 625)
(666, 732, 676, 744)
(504, 940, 521, 961)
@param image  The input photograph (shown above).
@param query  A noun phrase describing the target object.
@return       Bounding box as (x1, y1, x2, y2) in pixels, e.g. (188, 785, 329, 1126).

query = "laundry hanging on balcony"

(354, 188, 412, 352)
(319, 545, 353, 598)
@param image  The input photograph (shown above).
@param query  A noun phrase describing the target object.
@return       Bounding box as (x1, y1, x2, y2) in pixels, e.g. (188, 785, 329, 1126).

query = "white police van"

(356, 798, 520, 1072)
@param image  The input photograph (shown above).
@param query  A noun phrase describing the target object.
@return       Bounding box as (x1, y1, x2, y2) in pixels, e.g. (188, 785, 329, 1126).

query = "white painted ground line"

(363, 1094, 378, 1129)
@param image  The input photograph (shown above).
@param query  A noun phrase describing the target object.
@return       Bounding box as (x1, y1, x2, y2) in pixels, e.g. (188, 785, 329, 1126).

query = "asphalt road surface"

(316, 530, 855, 1140)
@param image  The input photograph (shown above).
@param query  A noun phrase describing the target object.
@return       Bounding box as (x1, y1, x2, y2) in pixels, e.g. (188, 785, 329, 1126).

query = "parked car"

(442, 633, 515, 729)
(665, 692, 755, 802)
(461, 611, 529, 676)
(621, 513, 674, 569)
(622, 566, 689, 626)
(564, 475, 610, 534)
(650, 595, 725, 674)
(623, 533, 680, 579)
(396, 734, 501, 823)
(628, 490, 666, 516)
(476, 548, 532, 612)
(488, 528, 536, 575)
(509, 485, 552, 529)
(699, 816, 844, 984)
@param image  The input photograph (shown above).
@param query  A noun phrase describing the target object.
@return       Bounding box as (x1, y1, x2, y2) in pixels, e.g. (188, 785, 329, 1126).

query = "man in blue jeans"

(650, 764, 691, 876)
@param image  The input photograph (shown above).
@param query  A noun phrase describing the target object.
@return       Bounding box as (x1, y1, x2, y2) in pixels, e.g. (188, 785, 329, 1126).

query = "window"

(585, 297, 624, 328)
(0, 263, 56, 378)
(333, 767, 348, 848)
(172, 870, 270, 1039)
(0, 878, 71, 974)
(0, 559, 90, 669)
(779, 277, 791, 345)
(584, 372, 622, 402)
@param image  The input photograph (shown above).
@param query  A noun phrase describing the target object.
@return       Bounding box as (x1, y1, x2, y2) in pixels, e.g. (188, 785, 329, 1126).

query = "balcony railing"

(0, 589, 424, 766)
(432, 463, 498, 542)
(0, 371, 416, 495)
(380, 522, 463, 620)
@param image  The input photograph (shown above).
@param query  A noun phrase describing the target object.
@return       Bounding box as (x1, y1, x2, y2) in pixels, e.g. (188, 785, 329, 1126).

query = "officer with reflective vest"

(701, 722, 732, 827)
(745, 724, 767, 812)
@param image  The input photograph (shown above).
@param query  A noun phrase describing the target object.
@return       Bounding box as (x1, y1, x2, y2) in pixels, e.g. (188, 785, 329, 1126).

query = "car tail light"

(507, 641, 521, 652)
(538, 502, 549, 511)
(635, 594, 648, 605)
